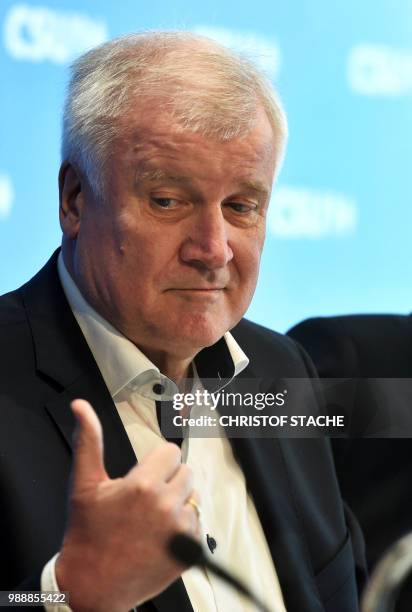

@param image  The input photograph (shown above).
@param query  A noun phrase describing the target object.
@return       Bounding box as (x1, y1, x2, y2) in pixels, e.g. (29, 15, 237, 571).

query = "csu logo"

(3, 4, 108, 63)
(269, 186, 357, 239)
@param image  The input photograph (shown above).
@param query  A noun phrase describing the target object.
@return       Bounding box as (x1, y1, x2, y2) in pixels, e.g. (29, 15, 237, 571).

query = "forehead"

(116, 105, 277, 179)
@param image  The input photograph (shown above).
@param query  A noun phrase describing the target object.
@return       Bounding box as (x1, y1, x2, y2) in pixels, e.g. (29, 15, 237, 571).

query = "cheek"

(235, 238, 263, 287)
(118, 230, 178, 297)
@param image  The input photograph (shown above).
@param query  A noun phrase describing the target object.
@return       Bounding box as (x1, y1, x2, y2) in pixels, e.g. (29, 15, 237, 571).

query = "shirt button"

(206, 534, 217, 553)
(152, 383, 165, 395)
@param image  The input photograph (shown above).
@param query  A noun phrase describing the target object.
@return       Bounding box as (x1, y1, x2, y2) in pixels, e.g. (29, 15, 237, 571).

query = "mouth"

(170, 287, 226, 296)
(167, 287, 226, 300)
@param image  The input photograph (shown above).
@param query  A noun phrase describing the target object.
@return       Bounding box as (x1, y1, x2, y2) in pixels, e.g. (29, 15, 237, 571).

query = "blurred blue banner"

(1, 0, 411, 332)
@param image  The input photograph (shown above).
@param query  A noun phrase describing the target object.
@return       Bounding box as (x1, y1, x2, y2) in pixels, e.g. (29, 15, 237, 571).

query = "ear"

(59, 162, 85, 239)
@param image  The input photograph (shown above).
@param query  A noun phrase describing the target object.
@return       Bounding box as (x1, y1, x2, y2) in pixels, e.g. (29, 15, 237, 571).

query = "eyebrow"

(136, 169, 269, 197)
(136, 169, 190, 184)
(238, 180, 269, 196)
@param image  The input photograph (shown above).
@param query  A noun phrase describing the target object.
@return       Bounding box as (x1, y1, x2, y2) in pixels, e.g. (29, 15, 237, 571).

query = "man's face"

(66, 105, 277, 360)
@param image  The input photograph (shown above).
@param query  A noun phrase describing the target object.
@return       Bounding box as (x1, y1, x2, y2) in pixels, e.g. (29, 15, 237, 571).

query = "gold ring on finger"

(186, 497, 202, 521)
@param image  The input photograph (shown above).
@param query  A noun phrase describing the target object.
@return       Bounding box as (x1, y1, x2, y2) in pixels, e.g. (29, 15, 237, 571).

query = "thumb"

(70, 399, 109, 493)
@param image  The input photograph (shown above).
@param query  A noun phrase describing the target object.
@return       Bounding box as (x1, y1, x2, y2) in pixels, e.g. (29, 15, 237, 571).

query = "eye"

(227, 202, 256, 213)
(151, 197, 179, 209)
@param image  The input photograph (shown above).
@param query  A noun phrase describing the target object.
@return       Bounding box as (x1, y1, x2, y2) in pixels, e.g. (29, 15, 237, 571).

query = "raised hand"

(55, 399, 199, 612)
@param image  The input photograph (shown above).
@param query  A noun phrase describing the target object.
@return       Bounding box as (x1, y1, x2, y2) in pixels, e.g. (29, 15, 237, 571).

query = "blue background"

(1, 0, 411, 332)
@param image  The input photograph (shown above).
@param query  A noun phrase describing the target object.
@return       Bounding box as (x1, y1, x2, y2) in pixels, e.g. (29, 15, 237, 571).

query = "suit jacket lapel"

(44, 371, 137, 478)
(22, 250, 193, 612)
(22, 250, 136, 476)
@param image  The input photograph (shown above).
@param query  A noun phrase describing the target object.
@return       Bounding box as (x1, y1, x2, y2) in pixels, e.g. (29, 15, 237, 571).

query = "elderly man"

(0, 33, 364, 611)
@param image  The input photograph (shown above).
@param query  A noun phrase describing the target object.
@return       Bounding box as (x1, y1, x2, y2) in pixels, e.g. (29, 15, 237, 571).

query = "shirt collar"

(57, 252, 249, 399)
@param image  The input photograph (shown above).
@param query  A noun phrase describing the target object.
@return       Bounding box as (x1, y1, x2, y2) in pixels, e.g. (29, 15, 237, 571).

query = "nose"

(179, 207, 234, 270)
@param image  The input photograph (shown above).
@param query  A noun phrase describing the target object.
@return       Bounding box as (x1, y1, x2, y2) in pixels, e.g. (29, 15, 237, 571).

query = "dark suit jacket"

(288, 314, 412, 610)
(0, 253, 365, 612)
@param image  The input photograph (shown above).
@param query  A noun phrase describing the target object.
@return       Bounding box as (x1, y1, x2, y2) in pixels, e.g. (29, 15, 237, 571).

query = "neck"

(142, 347, 194, 387)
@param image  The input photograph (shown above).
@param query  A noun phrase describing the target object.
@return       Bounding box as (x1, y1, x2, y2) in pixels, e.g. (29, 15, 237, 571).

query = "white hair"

(61, 31, 288, 194)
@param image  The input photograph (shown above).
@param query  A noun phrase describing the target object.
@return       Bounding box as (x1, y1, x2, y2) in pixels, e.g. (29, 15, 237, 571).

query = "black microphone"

(168, 533, 272, 612)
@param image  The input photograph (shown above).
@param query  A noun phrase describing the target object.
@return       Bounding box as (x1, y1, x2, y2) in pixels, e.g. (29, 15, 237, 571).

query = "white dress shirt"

(41, 254, 286, 612)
